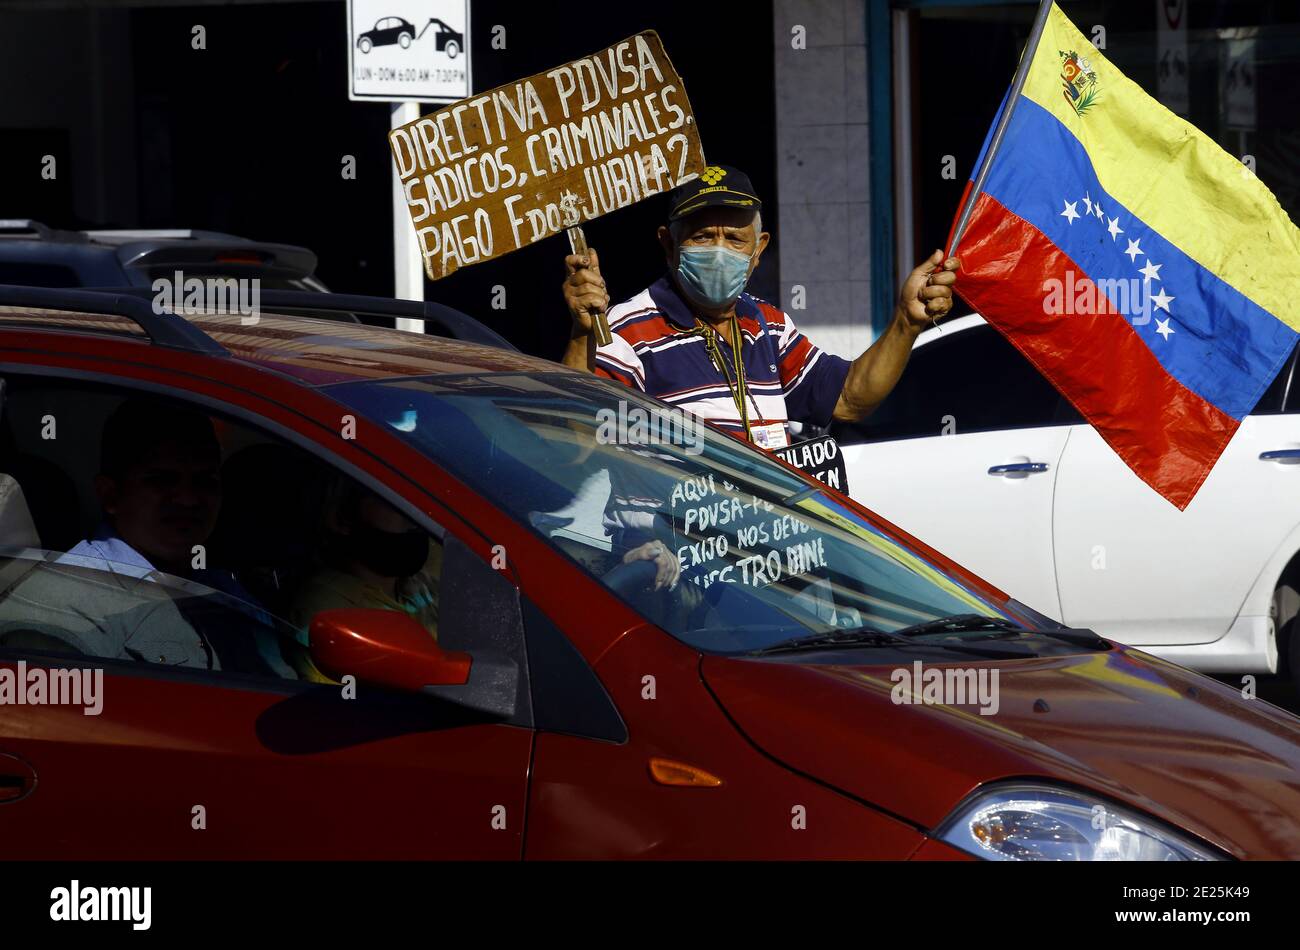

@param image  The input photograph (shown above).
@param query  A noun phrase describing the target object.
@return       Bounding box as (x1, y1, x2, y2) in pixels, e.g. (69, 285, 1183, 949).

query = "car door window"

(0, 377, 448, 690)
(1267, 344, 1300, 413)
(833, 324, 1074, 444)
(0, 549, 301, 679)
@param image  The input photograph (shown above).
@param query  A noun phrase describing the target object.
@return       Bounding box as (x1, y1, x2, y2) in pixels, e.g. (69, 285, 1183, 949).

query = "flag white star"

(1151, 287, 1175, 312)
(1083, 194, 1093, 214)
(1155, 317, 1175, 341)
(1107, 216, 1124, 240)
(1124, 239, 1143, 262)
(1061, 200, 1080, 223)
(1095, 203, 1104, 219)
(1139, 260, 1163, 282)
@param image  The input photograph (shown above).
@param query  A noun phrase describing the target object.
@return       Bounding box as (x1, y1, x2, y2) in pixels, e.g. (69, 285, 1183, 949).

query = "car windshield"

(326, 372, 1012, 654)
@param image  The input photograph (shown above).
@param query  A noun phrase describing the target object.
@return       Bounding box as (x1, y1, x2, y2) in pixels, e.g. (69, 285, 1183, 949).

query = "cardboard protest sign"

(389, 30, 707, 280)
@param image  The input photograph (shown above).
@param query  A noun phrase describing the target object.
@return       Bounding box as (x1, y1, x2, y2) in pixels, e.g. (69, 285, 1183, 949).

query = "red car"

(1, 286, 1299, 860)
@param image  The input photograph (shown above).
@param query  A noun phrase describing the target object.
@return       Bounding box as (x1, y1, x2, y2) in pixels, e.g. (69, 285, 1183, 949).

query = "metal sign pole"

(391, 99, 425, 332)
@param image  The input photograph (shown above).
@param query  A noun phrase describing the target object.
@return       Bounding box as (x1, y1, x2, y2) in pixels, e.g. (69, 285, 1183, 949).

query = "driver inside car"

(68, 398, 235, 588)
(56, 396, 293, 676)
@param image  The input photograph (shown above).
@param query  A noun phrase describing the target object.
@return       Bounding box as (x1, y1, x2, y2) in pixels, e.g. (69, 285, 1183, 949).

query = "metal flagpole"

(947, 0, 1056, 257)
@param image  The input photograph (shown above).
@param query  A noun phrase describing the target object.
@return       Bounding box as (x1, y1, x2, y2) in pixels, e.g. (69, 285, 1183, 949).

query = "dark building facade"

(1, 0, 1297, 360)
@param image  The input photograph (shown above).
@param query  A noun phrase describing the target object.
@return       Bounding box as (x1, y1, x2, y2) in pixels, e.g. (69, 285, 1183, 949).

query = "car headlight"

(936, 783, 1223, 861)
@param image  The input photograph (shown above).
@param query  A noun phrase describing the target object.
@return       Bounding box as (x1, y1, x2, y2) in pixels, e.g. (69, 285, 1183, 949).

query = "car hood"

(702, 646, 1300, 858)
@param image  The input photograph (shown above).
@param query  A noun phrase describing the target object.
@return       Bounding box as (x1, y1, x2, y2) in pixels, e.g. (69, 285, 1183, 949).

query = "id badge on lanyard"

(750, 420, 791, 450)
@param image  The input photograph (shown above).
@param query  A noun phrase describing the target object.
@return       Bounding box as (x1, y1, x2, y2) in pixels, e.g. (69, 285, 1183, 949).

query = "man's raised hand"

(897, 249, 959, 333)
(563, 247, 609, 335)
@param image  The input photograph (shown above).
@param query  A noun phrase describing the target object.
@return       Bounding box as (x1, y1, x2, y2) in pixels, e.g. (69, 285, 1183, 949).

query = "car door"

(834, 318, 1075, 619)
(0, 371, 533, 859)
(1052, 345, 1300, 656)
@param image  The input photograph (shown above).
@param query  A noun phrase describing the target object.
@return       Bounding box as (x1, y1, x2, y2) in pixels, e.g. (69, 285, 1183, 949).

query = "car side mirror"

(307, 607, 521, 719)
(308, 608, 471, 692)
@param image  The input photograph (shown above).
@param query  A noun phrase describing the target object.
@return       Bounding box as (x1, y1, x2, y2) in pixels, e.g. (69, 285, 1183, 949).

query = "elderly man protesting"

(562, 164, 958, 448)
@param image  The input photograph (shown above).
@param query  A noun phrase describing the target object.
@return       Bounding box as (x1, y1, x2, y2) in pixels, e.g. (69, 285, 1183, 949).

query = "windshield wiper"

(894, 613, 1114, 652)
(891, 613, 1023, 638)
(748, 627, 903, 656)
(747, 609, 1113, 657)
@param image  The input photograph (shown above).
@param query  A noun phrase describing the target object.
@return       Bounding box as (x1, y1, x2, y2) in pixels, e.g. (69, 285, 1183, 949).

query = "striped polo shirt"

(594, 276, 852, 441)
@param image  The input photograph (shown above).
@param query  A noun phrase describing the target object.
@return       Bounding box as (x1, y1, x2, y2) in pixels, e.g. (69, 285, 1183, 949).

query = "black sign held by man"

(774, 434, 849, 494)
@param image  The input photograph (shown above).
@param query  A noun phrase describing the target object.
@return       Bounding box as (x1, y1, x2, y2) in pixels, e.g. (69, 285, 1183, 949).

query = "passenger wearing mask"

(288, 477, 440, 682)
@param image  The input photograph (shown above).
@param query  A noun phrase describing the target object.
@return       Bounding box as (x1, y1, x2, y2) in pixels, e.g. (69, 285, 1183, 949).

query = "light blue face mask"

(675, 244, 756, 310)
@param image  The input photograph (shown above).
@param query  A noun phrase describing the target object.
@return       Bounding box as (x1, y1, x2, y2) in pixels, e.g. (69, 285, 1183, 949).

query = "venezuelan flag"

(949, 1, 1300, 510)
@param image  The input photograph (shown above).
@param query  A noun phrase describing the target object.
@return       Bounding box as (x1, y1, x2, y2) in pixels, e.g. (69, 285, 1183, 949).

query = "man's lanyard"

(695, 315, 762, 440)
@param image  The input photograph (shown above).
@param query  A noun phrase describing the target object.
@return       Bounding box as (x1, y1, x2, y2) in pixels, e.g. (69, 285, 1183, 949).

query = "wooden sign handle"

(567, 226, 613, 347)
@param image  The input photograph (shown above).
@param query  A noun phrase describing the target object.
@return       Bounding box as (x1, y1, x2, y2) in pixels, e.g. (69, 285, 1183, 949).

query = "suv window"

(834, 324, 1073, 444)
(0, 263, 81, 287)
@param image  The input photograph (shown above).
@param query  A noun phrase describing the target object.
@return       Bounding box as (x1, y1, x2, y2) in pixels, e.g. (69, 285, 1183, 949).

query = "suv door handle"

(988, 462, 1050, 476)
(1259, 449, 1300, 463)
(0, 753, 36, 803)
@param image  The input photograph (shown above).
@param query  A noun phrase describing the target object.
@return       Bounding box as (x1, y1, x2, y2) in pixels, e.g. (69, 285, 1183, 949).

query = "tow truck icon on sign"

(356, 16, 463, 57)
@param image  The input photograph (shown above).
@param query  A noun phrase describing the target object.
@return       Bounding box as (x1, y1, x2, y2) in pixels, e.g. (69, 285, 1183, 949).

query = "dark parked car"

(0, 221, 509, 345)
(0, 219, 327, 291)
(356, 16, 415, 53)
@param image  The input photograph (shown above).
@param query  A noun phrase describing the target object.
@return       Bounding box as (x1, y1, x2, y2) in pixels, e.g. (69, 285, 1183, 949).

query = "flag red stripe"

(955, 192, 1238, 510)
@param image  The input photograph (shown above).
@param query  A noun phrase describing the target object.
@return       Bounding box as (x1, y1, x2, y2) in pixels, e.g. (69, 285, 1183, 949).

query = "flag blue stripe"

(977, 96, 1297, 420)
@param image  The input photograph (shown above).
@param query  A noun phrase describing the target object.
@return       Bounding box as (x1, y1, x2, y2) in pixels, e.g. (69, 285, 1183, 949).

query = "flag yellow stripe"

(1019, 3, 1300, 330)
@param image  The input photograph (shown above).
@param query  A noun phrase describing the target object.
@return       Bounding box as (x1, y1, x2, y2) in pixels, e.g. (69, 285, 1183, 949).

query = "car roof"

(0, 285, 551, 387)
(93, 285, 516, 350)
(191, 312, 557, 385)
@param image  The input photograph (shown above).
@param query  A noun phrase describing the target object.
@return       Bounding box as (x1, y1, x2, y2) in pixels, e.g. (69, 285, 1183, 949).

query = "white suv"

(835, 313, 1300, 685)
